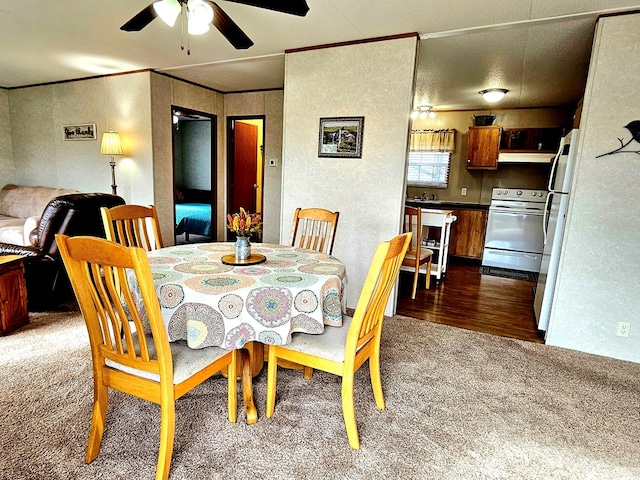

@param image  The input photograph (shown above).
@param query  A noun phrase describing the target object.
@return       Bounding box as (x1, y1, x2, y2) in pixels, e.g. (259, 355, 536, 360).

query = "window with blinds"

(407, 151, 451, 187)
(407, 129, 455, 188)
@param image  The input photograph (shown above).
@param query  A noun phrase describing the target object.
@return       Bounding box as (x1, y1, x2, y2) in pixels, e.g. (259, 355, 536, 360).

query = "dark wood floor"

(396, 260, 545, 344)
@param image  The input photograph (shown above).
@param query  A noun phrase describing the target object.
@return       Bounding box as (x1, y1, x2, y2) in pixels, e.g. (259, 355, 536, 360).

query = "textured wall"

(7, 73, 153, 204)
(281, 36, 418, 311)
(181, 121, 212, 191)
(0, 89, 13, 185)
(546, 13, 640, 363)
(150, 73, 224, 244)
(224, 90, 284, 244)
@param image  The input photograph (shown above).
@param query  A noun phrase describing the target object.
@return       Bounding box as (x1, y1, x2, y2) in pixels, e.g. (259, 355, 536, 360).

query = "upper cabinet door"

(500, 128, 563, 153)
(466, 126, 501, 170)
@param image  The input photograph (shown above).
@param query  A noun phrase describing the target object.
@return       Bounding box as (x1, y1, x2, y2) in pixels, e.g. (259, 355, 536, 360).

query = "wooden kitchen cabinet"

(500, 128, 563, 152)
(449, 209, 488, 260)
(466, 126, 501, 170)
(0, 255, 29, 335)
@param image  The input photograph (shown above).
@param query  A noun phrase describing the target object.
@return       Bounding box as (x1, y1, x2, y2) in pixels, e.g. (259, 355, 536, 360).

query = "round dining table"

(141, 242, 347, 423)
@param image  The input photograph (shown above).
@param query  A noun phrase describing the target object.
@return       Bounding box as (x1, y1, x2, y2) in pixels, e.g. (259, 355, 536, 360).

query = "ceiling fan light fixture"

(188, 19, 211, 35)
(153, 0, 182, 28)
(187, 0, 214, 35)
(480, 88, 508, 103)
(188, 0, 214, 22)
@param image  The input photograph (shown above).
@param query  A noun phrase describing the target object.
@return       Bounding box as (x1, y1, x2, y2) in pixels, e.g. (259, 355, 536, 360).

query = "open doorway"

(172, 106, 217, 244)
(226, 116, 265, 241)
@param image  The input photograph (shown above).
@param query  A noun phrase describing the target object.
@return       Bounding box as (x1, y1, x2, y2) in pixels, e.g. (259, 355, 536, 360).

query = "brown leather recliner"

(0, 192, 125, 311)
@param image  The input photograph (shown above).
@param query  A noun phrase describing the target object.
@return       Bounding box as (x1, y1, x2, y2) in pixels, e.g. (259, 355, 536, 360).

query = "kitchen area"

(401, 104, 578, 340)
(399, 8, 640, 365)
(405, 106, 575, 256)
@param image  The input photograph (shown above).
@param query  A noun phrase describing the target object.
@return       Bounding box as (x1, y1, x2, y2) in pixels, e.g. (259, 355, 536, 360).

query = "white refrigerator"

(533, 129, 579, 332)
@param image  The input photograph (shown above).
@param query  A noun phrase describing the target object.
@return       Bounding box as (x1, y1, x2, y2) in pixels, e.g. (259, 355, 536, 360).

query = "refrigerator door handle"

(548, 140, 564, 191)
(542, 193, 552, 244)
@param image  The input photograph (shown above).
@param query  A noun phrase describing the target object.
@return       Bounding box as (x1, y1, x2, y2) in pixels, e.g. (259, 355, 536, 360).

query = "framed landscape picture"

(318, 117, 364, 158)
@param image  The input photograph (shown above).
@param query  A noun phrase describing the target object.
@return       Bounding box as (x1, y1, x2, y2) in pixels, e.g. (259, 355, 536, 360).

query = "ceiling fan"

(121, 0, 310, 51)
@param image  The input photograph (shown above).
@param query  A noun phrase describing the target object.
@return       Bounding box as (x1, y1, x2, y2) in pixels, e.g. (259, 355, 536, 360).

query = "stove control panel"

(491, 188, 547, 202)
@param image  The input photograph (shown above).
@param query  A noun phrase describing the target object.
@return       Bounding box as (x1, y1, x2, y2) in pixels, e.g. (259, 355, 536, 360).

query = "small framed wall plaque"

(318, 117, 364, 158)
(63, 123, 96, 141)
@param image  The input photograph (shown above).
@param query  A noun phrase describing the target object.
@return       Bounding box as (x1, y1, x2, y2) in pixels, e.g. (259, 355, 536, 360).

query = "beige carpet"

(1, 311, 639, 480)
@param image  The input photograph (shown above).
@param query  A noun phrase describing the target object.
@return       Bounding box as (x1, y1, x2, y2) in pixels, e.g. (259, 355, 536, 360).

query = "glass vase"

(235, 235, 251, 260)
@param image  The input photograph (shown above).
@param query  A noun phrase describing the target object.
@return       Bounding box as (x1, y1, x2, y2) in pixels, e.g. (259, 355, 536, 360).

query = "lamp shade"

(187, 0, 213, 35)
(100, 130, 123, 156)
(188, 18, 211, 35)
(153, 0, 182, 27)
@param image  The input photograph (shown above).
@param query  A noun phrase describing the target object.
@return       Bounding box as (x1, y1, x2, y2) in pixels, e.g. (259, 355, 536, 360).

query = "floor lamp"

(100, 129, 123, 195)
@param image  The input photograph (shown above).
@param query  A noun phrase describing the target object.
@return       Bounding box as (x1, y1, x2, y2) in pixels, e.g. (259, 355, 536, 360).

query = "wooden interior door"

(231, 121, 258, 213)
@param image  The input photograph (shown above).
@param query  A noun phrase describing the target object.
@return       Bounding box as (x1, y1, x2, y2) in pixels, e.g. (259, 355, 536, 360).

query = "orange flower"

(227, 207, 262, 237)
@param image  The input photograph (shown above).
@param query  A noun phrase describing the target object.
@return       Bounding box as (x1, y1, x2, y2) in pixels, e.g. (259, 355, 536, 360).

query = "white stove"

(482, 188, 548, 273)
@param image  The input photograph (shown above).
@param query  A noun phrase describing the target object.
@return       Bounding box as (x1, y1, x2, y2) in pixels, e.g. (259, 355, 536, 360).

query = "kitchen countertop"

(406, 199, 490, 210)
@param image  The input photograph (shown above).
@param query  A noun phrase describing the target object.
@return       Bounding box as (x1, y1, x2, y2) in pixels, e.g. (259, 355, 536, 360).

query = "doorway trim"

(226, 115, 266, 240)
(171, 105, 217, 243)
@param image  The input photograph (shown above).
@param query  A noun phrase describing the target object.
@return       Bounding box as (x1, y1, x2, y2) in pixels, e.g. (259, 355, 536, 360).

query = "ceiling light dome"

(480, 88, 508, 103)
(411, 105, 436, 119)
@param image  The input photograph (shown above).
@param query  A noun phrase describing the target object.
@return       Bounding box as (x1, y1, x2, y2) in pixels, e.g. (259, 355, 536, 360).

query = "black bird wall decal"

(596, 120, 640, 157)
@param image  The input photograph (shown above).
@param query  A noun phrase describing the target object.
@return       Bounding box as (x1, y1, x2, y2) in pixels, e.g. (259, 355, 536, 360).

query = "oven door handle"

(489, 208, 544, 215)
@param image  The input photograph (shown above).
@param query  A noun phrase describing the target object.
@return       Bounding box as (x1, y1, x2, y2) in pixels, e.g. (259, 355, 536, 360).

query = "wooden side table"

(0, 255, 29, 335)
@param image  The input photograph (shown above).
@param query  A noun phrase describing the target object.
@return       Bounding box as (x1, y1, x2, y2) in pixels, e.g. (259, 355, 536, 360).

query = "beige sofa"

(0, 184, 78, 246)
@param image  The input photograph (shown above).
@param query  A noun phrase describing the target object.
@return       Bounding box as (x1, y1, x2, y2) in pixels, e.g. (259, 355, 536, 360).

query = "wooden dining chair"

(402, 205, 433, 299)
(289, 207, 339, 254)
(266, 232, 412, 449)
(56, 234, 237, 480)
(101, 204, 163, 251)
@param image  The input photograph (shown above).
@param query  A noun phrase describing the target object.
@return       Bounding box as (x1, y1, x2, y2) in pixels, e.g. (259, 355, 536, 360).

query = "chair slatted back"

(347, 233, 412, 356)
(57, 234, 171, 379)
(101, 204, 163, 252)
(290, 207, 339, 254)
(402, 205, 433, 298)
(402, 205, 422, 263)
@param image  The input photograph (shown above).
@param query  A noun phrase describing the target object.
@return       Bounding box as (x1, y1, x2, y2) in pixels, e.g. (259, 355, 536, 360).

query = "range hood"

(497, 152, 554, 164)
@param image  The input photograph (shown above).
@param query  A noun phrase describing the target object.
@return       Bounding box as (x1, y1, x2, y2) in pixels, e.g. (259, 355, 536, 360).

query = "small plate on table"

(221, 253, 267, 266)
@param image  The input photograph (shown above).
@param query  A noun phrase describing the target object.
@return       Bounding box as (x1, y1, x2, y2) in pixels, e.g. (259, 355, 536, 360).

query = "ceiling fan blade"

(225, 0, 309, 16)
(121, 3, 158, 31)
(206, 1, 254, 50)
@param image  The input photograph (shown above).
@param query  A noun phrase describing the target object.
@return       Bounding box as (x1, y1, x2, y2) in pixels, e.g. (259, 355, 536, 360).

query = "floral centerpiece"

(227, 207, 262, 237)
(227, 207, 262, 260)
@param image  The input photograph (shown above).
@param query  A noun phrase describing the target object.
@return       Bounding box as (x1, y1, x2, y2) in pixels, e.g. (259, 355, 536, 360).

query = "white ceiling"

(1, 1, 639, 110)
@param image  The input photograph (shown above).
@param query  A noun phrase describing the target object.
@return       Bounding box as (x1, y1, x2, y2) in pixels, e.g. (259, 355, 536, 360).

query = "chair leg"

(425, 257, 432, 289)
(304, 366, 313, 379)
(411, 267, 419, 299)
(227, 350, 238, 423)
(266, 346, 278, 418)
(156, 399, 176, 480)
(85, 379, 109, 463)
(341, 373, 360, 449)
(369, 352, 386, 410)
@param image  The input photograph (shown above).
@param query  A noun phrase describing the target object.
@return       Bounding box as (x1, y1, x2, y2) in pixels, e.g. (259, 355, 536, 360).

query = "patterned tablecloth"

(136, 243, 347, 350)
